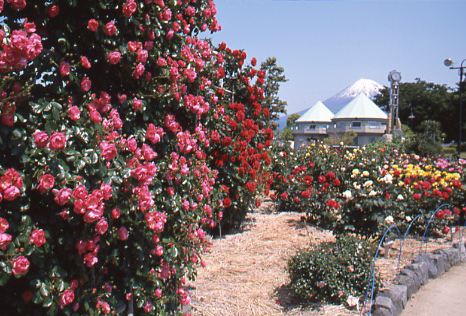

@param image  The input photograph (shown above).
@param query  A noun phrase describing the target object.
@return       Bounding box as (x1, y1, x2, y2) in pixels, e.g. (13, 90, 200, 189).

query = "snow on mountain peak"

(335, 78, 384, 99)
(323, 78, 383, 114)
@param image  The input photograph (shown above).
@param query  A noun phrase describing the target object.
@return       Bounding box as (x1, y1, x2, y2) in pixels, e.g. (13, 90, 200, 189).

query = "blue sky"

(210, 0, 466, 114)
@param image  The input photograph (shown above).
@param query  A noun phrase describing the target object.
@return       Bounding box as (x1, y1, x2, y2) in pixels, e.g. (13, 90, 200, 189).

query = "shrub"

(287, 235, 378, 305)
(0, 0, 275, 314)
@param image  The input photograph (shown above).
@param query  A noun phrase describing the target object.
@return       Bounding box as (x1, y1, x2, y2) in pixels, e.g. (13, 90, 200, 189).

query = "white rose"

(385, 215, 394, 225)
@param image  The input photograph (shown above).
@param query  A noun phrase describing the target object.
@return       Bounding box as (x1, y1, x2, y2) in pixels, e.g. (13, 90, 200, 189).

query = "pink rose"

(12, 256, 30, 275)
(155, 245, 163, 256)
(49, 132, 66, 150)
(60, 61, 70, 76)
(95, 218, 108, 235)
(101, 302, 111, 314)
(80, 56, 91, 68)
(89, 110, 102, 123)
(53, 188, 72, 206)
(99, 141, 117, 161)
(59, 289, 74, 306)
(0, 218, 9, 233)
(156, 288, 162, 298)
(118, 226, 128, 240)
(100, 183, 113, 200)
(104, 22, 116, 36)
(4, 185, 20, 201)
(30, 229, 46, 247)
(83, 253, 98, 267)
(33, 130, 49, 148)
(0, 233, 12, 250)
(107, 51, 121, 65)
(69, 106, 81, 121)
(87, 19, 99, 32)
(111, 207, 121, 219)
(37, 174, 54, 193)
(73, 184, 88, 200)
(137, 50, 148, 64)
(133, 98, 142, 111)
(80, 77, 91, 92)
(123, 0, 137, 18)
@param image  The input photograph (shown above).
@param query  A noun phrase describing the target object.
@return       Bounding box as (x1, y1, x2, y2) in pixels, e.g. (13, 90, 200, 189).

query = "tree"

(374, 79, 456, 141)
(260, 57, 288, 129)
(279, 113, 300, 141)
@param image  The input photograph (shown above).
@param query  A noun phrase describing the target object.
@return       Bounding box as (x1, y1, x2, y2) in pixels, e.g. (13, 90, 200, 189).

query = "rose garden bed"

(187, 200, 456, 315)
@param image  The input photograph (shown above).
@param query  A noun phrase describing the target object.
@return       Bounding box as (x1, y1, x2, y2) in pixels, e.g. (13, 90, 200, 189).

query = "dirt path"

(187, 211, 355, 316)
(401, 263, 466, 316)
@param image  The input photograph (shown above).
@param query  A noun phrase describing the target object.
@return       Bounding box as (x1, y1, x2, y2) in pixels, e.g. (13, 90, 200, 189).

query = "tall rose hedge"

(0, 0, 274, 314)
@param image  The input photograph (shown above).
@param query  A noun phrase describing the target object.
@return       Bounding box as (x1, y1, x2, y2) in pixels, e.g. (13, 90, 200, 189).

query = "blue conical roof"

(334, 93, 387, 119)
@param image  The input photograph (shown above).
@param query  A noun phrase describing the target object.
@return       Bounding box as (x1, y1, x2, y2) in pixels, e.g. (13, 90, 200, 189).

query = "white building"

(292, 93, 388, 149)
(292, 101, 334, 150)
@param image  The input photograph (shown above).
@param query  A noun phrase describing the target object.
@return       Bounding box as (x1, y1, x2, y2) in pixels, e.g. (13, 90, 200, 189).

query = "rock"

(373, 295, 397, 316)
(378, 285, 407, 315)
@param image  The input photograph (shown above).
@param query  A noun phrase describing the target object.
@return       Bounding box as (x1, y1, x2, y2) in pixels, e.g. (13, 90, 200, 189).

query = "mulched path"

(187, 202, 455, 316)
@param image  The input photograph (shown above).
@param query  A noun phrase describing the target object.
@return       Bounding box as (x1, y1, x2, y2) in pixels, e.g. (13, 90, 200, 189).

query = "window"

(309, 124, 316, 130)
(369, 121, 379, 129)
(351, 121, 361, 128)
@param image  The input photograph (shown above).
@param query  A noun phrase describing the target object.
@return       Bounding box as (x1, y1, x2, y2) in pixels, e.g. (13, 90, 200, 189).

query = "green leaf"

(42, 296, 53, 308)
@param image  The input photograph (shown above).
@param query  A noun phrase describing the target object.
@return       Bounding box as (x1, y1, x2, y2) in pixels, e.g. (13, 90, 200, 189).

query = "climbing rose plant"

(0, 0, 275, 314)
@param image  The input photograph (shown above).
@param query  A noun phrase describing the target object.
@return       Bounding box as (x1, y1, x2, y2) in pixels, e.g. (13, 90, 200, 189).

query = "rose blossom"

(49, 132, 66, 150)
(0, 233, 12, 250)
(69, 106, 81, 121)
(107, 51, 121, 65)
(100, 141, 117, 161)
(104, 22, 117, 36)
(80, 56, 91, 68)
(53, 188, 72, 206)
(4, 185, 20, 201)
(0, 218, 9, 233)
(118, 226, 128, 240)
(81, 77, 91, 92)
(133, 98, 142, 111)
(59, 289, 75, 306)
(12, 256, 30, 275)
(33, 130, 48, 148)
(95, 218, 108, 235)
(112, 207, 121, 219)
(37, 174, 54, 193)
(30, 229, 46, 247)
(87, 19, 99, 32)
(59, 61, 70, 76)
(7, 0, 26, 11)
(48, 5, 59, 18)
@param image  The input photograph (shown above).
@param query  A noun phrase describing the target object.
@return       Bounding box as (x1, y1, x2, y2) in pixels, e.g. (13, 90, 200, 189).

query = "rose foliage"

(0, 0, 275, 314)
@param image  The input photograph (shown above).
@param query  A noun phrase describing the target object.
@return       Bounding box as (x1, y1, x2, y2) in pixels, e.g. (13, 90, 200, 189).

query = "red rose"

(413, 193, 422, 200)
(8, 0, 26, 11)
(246, 181, 256, 193)
(59, 289, 75, 306)
(223, 197, 231, 208)
(30, 229, 46, 247)
(12, 256, 30, 275)
(33, 130, 49, 148)
(53, 188, 72, 206)
(435, 210, 445, 220)
(122, 0, 137, 18)
(49, 132, 66, 150)
(90, 110, 102, 123)
(87, 19, 99, 32)
(442, 225, 450, 234)
(280, 192, 288, 199)
(48, 5, 59, 18)
(133, 98, 142, 111)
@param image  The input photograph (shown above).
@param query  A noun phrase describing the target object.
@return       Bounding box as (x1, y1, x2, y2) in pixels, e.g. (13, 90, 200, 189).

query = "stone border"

(372, 241, 466, 316)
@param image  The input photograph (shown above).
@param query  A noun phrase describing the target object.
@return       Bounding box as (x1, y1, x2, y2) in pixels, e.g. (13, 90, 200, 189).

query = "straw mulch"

(187, 202, 457, 316)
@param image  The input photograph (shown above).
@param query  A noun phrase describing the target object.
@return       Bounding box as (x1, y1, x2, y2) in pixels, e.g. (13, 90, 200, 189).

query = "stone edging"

(372, 241, 466, 316)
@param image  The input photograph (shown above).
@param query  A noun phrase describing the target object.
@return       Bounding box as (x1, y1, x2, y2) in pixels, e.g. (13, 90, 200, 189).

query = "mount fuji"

(276, 78, 384, 130)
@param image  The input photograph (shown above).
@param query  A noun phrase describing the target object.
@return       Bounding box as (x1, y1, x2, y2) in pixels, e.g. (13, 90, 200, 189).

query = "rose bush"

(0, 0, 276, 314)
(270, 141, 465, 239)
